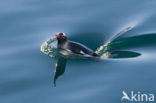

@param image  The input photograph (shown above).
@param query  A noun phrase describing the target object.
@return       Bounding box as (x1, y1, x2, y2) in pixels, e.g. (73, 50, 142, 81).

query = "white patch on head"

(56, 32, 66, 36)
(62, 33, 66, 36)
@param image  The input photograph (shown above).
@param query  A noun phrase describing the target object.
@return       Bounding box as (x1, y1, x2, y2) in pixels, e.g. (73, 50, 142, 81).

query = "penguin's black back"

(66, 41, 94, 56)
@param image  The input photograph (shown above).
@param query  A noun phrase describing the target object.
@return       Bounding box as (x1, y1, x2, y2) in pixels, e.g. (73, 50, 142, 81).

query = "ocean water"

(0, 0, 156, 103)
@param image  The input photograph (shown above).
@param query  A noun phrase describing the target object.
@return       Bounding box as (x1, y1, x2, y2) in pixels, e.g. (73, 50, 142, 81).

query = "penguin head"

(56, 32, 67, 40)
(56, 32, 67, 43)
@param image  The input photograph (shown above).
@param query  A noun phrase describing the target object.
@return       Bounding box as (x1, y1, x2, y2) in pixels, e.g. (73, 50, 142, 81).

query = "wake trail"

(95, 25, 134, 55)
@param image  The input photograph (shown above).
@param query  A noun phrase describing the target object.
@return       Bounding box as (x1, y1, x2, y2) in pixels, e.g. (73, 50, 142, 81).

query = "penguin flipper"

(54, 57, 67, 87)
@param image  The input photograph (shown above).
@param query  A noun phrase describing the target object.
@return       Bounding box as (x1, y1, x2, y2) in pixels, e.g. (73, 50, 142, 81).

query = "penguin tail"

(92, 52, 99, 57)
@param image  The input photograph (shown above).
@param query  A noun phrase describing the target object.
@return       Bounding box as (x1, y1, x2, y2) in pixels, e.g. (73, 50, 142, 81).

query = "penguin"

(55, 32, 98, 57)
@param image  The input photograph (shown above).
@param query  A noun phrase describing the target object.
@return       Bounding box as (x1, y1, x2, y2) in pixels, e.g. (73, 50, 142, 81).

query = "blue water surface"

(0, 0, 156, 103)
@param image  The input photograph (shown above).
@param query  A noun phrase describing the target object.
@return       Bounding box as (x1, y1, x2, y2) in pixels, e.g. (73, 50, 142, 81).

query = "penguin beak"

(56, 35, 61, 38)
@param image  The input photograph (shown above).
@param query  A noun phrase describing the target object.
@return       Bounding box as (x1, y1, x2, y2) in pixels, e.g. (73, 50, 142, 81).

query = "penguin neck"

(57, 39, 68, 48)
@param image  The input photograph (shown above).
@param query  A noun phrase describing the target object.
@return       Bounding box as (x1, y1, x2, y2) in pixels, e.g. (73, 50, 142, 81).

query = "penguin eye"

(62, 36, 65, 38)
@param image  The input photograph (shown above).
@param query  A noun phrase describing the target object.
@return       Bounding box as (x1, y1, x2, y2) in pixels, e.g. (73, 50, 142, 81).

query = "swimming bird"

(55, 32, 98, 57)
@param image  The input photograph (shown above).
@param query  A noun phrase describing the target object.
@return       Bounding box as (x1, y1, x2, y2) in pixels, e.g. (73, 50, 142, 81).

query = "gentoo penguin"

(55, 32, 98, 57)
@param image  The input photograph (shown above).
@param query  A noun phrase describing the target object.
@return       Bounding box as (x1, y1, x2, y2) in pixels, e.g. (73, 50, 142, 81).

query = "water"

(0, 0, 156, 103)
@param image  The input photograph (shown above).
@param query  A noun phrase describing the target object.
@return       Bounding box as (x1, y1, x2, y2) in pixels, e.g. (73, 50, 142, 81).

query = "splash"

(95, 25, 134, 56)
(108, 24, 134, 42)
(40, 37, 58, 57)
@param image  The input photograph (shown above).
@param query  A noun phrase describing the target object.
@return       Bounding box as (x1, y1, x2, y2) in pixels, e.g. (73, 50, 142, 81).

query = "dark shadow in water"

(103, 51, 141, 59)
(105, 33, 156, 52)
(69, 22, 108, 51)
(97, 33, 156, 57)
(69, 32, 105, 51)
(54, 57, 67, 87)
